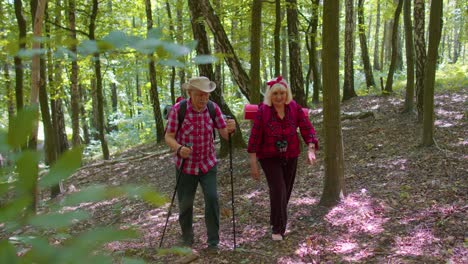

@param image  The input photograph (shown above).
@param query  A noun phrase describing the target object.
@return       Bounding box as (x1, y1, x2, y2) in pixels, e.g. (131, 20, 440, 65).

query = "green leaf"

(0, 240, 18, 264)
(122, 257, 146, 264)
(16, 151, 39, 193)
(161, 42, 191, 57)
(0, 196, 32, 222)
(102, 30, 128, 49)
(78, 40, 98, 56)
(133, 39, 162, 54)
(54, 47, 77, 60)
(40, 147, 83, 188)
(193, 55, 218, 65)
(120, 185, 167, 206)
(147, 28, 163, 40)
(157, 246, 192, 256)
(8, 106, 37, 149)
(159, 59, 185, 68)
(29, 210, 90, 229)
(61, 184, 109, 206)
(16, 48, 47, 58)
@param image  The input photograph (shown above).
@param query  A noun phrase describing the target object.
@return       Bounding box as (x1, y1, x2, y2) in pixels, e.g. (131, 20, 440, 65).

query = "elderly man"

(164, 76, 236, 250)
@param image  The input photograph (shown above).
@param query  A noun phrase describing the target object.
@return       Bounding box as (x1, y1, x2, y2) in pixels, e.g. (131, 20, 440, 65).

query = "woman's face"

(189, 89, 210, 111)
(271, 88, 288, 107)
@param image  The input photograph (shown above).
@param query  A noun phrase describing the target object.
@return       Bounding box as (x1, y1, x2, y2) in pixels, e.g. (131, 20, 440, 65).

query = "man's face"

(189, 89, 210, 110)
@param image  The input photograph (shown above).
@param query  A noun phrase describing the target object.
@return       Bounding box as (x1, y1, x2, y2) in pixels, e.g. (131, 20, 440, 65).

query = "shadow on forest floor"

(60, 89, 467, 263)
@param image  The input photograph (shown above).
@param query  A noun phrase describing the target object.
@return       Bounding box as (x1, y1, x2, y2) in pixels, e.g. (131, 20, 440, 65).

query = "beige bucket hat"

(182, 76, 216, 93)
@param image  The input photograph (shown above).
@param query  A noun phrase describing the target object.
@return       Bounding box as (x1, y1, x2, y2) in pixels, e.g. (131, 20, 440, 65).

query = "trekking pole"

(228, 131, 237, 249)
(159, 143, 192, 248)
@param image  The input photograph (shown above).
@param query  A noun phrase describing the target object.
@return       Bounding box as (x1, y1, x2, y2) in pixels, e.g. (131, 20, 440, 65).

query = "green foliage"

(435, 64, 468, 91)
(0, 109, 168, 263)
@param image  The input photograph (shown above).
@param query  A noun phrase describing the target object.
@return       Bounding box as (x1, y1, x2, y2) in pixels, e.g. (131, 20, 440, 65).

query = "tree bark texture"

(187, 0, 246, 152)
(414, 0, 426, 122)
(310, 0, 322, 104)
(90, 0, 109, 159)
(68, 0, 80, 146)
(342, 0, 357, 101)
(286, 0, 306, 106)
(145, 0, 165, 143)
(320, 0, 345, 207)
(422, 0, 443, 146)
(274, 0, 281, 77)
(358, 0, 376, 89)
(384, 0, 403, 94)
(14, 0, 26, 111)
(249, 0, 262, 104)
(373, 0, 381, 70)
(403, 0, 415, 113)
(198, 0, 251, 101)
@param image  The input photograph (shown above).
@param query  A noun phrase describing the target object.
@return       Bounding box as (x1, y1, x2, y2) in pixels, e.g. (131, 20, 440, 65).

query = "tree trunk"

(165, 1, 177, 104)
(3, 64, 15, 127)
(358, 0, 376, 89)
(176, 0, 186, 96)
(30, 0, 47, 214)
(198, 0, 251, 101)
(342, 0, 357, 101)
(145, 0, 165, 143)
(249, 0, 262, 104)
(187, 0, 246, 153)
(414, 0, 426, 122)
(373, 0, 381, 70)
(274, 0, 281, 77)
(90, 0, 109, 159)
(310, 0, 322, 104)
(79, 84, 90, 144)
(320, 0, 345, 207)
(286, 0, 306, 106)
(384, 0, 403, 94)
(14, 0, 27, 111)
(422, 0, 443, 146)
(402, 0, 415, 113)
(68, 0, 80, 147)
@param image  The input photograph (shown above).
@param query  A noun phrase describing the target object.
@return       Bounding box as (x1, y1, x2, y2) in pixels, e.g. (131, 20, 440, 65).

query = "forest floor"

(63, 89, 467, 263)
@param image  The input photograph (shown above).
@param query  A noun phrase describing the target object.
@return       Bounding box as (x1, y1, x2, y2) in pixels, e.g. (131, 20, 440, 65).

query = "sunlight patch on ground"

(325, 193, 389, 235)
(393, 228, 440, 256)
(435, 120, 455, 128)
(290, 197, 317, 207)
(243, 189, 263, 200)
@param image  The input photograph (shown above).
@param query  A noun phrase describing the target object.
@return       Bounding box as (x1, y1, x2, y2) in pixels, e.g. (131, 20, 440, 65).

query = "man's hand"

(178, 145, 192, 159)
(226, 119, 236, 134)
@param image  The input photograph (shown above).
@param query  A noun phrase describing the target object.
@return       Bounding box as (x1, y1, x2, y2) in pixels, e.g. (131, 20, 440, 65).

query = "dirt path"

(66, 90, 467, 263)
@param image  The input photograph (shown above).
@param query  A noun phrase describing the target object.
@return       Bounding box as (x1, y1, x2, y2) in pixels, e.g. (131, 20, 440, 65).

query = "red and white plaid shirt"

(166, 99, 226, 175)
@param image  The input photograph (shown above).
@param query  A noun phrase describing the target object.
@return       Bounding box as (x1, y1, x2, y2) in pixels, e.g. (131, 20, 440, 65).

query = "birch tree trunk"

(414, 0, 426, 122)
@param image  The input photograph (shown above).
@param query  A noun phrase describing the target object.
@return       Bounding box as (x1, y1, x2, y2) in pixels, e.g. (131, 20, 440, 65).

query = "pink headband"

(267, 76, 288, 89)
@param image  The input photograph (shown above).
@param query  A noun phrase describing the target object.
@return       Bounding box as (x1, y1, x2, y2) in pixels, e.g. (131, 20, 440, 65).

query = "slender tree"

(30, 0, 48, 213)
(342, 0, 357, 101)
(13, 0, 27, 111)
(68, 0, 80, 146)
(249, 0, 262, 104)
(307, 0, 322, 104)
(384, 0, 403, 94)
(198, 0, 251, 101)
(89, 0, 110, 159)
(358, 0, 376, 89)
(165, 1, 177, 104)
(320, 0, 345, 207)
(402, 0, 415, 113)
(187, 0, 245, 153)
(145, 0, 165, 143)
(414, 0, 426, 122)
(422, 0, 443, 146)
(274, 0, 281, 77)
(286, 0, 306, 106)
(373, 0, 381, 70)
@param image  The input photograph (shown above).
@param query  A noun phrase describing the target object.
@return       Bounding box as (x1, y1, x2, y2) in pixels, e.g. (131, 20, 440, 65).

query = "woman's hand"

(307, 144, 317, 165)
(250, 162, 260, 181)
(249, 153, 260, 181)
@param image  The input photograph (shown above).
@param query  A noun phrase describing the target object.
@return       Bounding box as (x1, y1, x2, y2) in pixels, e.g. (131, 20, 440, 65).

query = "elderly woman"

(247, 76, 318, 241)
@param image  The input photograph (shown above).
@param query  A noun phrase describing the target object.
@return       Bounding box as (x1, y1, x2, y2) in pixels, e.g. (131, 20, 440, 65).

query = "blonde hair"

(263, 79, 293, 106)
